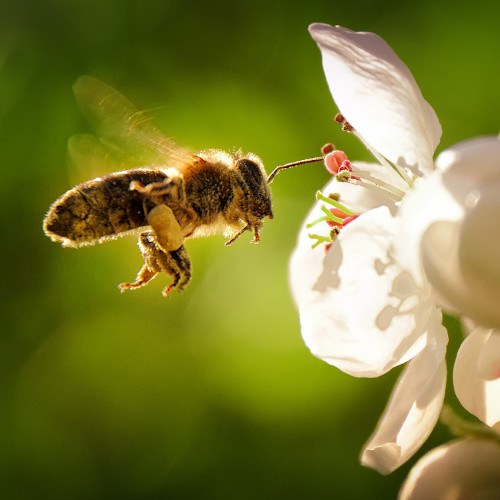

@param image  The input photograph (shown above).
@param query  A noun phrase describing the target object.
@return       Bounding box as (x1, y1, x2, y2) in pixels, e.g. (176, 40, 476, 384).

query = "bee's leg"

(251, 225, 261, 244)
(130, 176, 184, 203)
(164, 245, 191, 296)
(119, 231, 191, 296)
(225, 225, 249, 246)
(119, 231, 160, 293)
(225, 223, 261, 246)
(119, 263, 158, 292)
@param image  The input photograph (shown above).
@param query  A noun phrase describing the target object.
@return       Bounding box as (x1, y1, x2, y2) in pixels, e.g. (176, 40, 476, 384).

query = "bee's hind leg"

(162, 245, 191, 296)
(119, 231, 191, 296)
(119, 263, 158, 292)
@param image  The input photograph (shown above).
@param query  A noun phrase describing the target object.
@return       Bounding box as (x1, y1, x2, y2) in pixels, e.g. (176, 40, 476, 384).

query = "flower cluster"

(290, 23, 500, 478)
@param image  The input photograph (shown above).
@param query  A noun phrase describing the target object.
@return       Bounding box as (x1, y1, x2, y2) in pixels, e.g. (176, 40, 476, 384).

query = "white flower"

(398, 136, 500, 329)
(290, 23, 500, 474)
(400, 326, 500, 498)
(399, 438, 500, 500)
(453, 326, 500, 429)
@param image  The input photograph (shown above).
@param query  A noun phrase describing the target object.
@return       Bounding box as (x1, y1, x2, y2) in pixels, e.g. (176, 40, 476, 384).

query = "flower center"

(307, 115, 417, 251)
(307, 192, 359, 249)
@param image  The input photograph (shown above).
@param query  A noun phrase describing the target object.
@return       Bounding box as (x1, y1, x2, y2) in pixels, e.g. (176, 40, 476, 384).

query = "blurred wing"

(70, 76, 193, 172)
(68, 133, 134, 180)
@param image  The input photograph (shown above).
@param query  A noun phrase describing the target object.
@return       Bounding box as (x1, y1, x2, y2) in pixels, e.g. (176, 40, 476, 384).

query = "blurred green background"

(1, 0, 498, 498)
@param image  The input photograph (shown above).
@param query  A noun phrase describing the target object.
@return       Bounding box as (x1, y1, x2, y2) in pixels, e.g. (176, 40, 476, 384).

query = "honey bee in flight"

(43, 76, 323, 296)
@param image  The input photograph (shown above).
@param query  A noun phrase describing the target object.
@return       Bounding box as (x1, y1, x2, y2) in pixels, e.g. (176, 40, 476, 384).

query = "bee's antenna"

(267, 156, 325, 184)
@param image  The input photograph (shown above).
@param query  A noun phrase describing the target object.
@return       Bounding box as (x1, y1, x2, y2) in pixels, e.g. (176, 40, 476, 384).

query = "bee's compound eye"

(236, 159, 265, 192)
(236, 158, 273, 218)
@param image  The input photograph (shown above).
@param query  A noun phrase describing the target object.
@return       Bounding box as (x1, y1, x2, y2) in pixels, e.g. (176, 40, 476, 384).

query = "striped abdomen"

(43, 168, 169, 247)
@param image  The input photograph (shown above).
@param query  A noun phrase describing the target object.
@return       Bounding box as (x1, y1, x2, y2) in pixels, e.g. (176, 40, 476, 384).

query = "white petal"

(398, 136, 500, 329)
(291, 203, 436, 378)
(309, 23, 441, 175)
(361, 323, 447, 474)
(396, 170, 464, 293)
(458, 180, 500, 329)
(399, 439, 500, 500)
(435, 135, 500, 175)
(290, 167, 400, 305)
(453, 328, 500, 427)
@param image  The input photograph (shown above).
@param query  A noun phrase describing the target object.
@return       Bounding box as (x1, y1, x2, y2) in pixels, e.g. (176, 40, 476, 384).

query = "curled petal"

(361, 324, 447, 474)
(399, 439, 500, 500)
(290, 202, 438, 378)
(309, 23, 441, 175)
(453, 327, 500, 427)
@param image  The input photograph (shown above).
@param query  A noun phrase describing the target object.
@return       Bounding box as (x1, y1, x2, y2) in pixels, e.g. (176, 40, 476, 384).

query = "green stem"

(440, 405, 500, 445)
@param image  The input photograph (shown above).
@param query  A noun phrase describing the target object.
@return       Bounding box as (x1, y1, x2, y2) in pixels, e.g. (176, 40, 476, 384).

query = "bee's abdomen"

(43, 169, 168, 246)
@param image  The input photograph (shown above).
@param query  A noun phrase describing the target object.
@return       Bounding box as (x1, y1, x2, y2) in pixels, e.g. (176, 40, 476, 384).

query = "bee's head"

(236, 155, 273, 220)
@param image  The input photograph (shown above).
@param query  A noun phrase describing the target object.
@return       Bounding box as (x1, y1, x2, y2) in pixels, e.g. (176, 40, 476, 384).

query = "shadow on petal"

(312, 237, 342, 293)
(299, 207, 442, 377)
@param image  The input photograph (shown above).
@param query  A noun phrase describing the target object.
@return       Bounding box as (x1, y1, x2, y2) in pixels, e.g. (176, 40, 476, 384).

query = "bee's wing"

(70, 76, 193, 172)
(68, 133, 134, 180)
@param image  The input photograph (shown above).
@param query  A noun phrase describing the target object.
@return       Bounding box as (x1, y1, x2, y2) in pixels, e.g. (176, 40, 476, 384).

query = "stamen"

(305, 112, 420, 252)
(336, 165, 354, 182)
(334, 113, 354, 132)
(307, 190, 360, 250)
(321, 143, 335, 155)
(334, 112, 414, 188)
(308, 233, 332, 249)
(351, 171, 407, 201)
(316, 191, 356, 216)
(350, 129, 414, 187)
(322, 145, 406, 201)
(306, 215, 329, 228)
(324, 151, 350, 175)
(320, 206, 344, 226)
(334, 113, 345, 124)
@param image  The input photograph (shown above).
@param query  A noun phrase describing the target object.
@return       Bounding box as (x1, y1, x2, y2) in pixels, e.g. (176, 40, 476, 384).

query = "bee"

(43, 76, 323, 296)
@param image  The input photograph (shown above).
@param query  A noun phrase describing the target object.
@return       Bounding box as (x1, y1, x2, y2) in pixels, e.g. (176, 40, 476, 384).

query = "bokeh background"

(1, 0, 499, 498)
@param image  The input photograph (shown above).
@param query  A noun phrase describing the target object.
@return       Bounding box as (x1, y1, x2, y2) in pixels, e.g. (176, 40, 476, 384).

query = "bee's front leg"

(225, 223, 261, 246)
(251, 227, 261, 243)
(119, 231, 192, 296)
